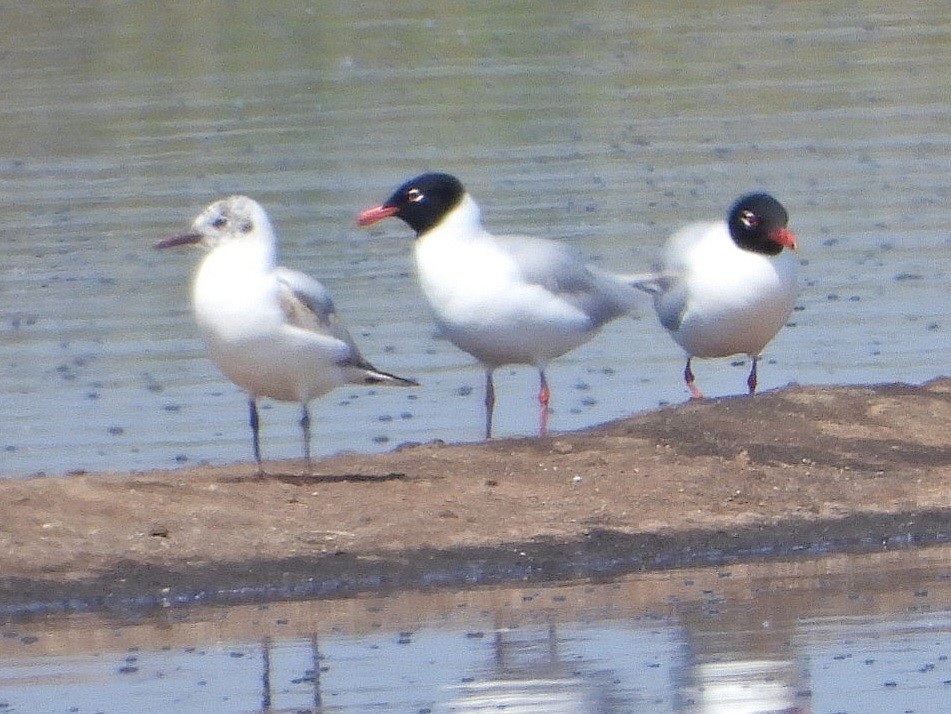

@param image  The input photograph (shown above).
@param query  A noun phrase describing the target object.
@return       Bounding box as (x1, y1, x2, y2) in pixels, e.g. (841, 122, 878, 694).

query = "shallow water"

(0, 0, 948, 476)
(0, 547, 947, 713)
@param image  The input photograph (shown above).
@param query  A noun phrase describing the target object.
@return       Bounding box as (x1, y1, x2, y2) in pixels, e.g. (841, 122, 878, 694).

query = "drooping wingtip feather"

(361, 368, 419, 387)
(621, 271, 668, 295)
(377, 372, 419, 387)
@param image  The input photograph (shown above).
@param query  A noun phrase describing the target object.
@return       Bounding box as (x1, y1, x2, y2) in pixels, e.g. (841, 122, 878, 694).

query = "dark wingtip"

(375, 373, 420, 387)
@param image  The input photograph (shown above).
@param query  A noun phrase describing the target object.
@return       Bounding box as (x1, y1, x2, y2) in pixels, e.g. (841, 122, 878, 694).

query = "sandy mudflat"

(0, 379, 948, 615)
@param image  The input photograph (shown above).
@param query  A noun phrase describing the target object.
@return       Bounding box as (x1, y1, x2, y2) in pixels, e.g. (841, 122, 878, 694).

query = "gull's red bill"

(769, 226, 798, 251)
(356, 204, 399, 227)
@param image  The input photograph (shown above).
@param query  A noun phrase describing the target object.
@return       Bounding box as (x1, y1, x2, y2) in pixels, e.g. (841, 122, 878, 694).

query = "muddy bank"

(1, 379, 948, 617)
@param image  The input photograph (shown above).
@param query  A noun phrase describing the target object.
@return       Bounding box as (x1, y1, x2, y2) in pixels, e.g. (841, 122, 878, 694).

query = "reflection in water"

(682, 660, 805, 714)
(445, 624, 617, 713)
(0, 550, 946, 713)
(676, 601, 809, 714)
(260, 636, 272, 710)
(258, 634, 322, 713)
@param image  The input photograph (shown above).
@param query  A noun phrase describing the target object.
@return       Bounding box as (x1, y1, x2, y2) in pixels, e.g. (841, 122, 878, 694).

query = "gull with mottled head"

(157, 195, 417, 474)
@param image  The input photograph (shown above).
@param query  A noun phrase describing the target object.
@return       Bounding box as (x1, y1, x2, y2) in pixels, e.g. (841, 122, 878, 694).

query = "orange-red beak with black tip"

(769, 226, 798, 252)
(154, 232, 203, 250)
(356, 204, 399, 227)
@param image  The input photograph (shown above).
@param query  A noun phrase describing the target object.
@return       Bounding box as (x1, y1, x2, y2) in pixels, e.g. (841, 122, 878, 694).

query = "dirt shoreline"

(1, 379, 948, 617)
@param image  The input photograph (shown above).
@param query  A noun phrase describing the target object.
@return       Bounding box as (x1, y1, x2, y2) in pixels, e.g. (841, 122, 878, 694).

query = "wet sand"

(1, 379, 948, 616)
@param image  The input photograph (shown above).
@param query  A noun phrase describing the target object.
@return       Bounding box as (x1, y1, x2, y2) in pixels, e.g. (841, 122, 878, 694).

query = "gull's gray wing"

(649, 275, 689, 332)
(628, 269, 688, 332)
(274, 268, 359, 351)
(275, 268, 418, 386)
(500, 235, 638, 326)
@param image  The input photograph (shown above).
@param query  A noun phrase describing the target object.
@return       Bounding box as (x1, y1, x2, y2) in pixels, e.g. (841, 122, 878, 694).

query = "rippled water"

(1, 548, 947, 713)
(1, 0, 948, 476)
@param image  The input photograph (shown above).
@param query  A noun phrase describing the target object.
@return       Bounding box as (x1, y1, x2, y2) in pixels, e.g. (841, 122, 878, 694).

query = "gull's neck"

(207, 231, 278, 277)
(424, 193, 485, 240)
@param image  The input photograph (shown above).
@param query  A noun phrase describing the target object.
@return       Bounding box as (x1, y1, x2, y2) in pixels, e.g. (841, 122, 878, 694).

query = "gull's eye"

(212, 216, 228, 229)
(739, 210, 759, 229)
(407, 188, 424, 203)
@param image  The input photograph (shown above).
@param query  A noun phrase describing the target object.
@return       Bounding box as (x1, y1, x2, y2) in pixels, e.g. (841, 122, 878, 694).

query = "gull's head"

(727, 193, 798, 256)
(155, 195, 274, 251)
(356, 172, 468, 236)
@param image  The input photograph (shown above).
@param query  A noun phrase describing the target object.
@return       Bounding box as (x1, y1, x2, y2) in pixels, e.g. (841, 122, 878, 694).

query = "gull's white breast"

(191, 240, 350, 401)
(661, 221, 798, 358)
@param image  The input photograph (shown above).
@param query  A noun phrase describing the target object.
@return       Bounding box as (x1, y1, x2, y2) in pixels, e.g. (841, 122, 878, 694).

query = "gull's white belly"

(670, 248, 797, 358)
(192, 254, 348, 402)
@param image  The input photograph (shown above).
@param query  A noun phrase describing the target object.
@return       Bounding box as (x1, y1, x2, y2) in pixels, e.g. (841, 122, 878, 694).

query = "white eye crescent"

(407, 188, 424, 202)
(740, 210, 759, 229)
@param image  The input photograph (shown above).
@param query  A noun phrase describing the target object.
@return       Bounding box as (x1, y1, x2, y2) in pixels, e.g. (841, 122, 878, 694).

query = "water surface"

(1, 2, 948, 476)
(0, 547, 947, 713)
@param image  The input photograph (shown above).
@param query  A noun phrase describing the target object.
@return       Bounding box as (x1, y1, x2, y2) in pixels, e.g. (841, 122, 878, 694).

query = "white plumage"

(158, 195, 417, 473)
(636, 193, 799, 398)
(358, 173, 643, 438)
